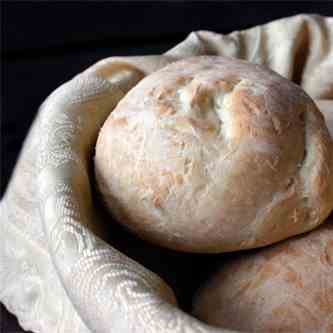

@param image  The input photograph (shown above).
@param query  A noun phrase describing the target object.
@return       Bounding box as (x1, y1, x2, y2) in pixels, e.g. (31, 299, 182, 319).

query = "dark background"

(2, 2, 333, 332)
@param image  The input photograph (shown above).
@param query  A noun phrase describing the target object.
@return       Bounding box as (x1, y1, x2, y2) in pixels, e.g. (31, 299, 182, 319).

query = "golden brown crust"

(94, 56, 333, 253)
(193, 219, 333, 332)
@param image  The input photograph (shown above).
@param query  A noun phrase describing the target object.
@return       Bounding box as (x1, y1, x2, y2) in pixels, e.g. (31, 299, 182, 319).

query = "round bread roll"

(193, 218, 333, 332)
(95, 56, 333, 253)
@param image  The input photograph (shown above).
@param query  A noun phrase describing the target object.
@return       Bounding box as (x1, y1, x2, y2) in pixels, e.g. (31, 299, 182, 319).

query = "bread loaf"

(95, 56, 333, 253)
(193, 218, 333, 332)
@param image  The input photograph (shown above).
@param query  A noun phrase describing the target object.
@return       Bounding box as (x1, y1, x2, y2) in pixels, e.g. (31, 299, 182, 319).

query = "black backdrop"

(2, 2, 333, 332)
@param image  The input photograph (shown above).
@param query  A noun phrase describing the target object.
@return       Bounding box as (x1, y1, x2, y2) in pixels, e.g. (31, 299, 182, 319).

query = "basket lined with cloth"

(1, 14, 333, 333)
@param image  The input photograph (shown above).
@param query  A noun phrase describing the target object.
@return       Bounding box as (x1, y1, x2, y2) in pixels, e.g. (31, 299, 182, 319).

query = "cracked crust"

(193, 220, 333, 332)
(94, 56, 333, 253)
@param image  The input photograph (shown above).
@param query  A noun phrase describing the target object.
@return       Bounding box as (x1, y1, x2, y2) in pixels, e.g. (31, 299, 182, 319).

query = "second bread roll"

(95, 56, 333, 253)
(193, 218, 333, 332)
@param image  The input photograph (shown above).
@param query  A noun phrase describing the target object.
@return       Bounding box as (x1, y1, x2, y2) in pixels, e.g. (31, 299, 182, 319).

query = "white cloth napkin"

(1, 14, 332, 333)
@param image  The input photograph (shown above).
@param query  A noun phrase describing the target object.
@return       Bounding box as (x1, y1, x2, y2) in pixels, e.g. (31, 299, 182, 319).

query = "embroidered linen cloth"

(1, 14, 332, 333)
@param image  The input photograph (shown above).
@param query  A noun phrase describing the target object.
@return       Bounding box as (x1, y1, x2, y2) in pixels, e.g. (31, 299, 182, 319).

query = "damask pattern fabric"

(1, 14, 332, 333)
